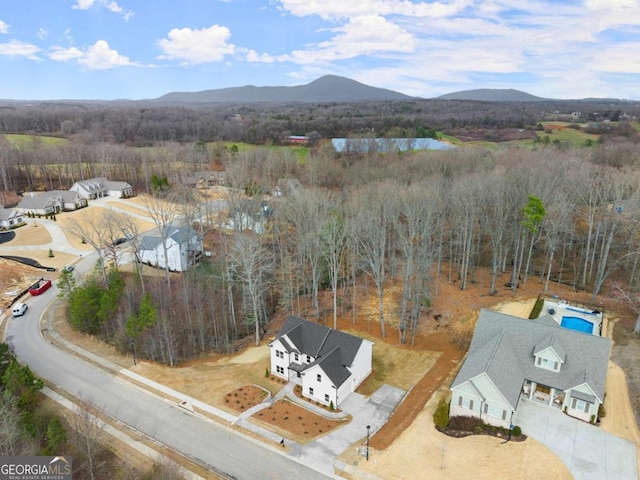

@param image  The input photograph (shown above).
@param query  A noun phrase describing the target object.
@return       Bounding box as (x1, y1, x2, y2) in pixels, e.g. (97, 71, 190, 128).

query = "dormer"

(533, 334, 566, 372)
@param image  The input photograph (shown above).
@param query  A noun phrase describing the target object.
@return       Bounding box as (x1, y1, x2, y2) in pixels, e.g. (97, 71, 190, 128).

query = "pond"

(331, 137, 454, 153)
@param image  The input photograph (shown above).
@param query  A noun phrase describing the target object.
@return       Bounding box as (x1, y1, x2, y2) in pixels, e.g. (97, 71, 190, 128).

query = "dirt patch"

(0, 258, 45, 310)
(252, 399, 350, 443)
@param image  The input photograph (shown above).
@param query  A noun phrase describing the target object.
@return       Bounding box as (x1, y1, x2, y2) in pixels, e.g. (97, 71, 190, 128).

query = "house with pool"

(450, 309, 611, 428)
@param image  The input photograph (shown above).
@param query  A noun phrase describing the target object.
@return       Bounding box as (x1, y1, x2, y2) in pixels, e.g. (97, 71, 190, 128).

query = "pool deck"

(541, 299, 603, 336)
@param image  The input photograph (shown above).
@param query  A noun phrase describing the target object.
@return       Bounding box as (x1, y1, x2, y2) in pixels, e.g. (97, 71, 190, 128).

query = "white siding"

(449, 382, 483, 419)
(348, 339, 373, 389)
(302, 364, 337, 407)
(450, 374, 513, 429)
(269, 339, 289, 382)
(564, 384, 600, 422)
(534, 348, 563, 372)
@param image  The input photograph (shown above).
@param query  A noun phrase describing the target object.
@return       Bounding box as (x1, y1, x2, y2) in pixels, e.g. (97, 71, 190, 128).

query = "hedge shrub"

(433, 398, 450, 429)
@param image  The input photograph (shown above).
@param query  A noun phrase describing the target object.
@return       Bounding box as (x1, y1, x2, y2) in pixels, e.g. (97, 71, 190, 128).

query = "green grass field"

(537, 122, 600, 147)
(4, 133, 68, 149)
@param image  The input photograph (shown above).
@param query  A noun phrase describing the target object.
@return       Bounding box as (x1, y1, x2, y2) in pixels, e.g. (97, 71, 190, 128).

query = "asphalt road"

(5, 278, 333, 480)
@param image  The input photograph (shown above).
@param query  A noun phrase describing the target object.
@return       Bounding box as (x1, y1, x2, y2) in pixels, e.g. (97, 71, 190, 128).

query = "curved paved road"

(5, 281, 334, 480)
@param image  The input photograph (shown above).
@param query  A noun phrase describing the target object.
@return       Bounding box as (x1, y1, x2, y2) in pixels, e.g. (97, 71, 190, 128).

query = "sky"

(0, 0, 639, 100)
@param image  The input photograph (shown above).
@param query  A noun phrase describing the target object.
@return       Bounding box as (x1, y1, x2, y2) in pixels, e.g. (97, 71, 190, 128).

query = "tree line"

(53, 141, 640, 366)
(1, 98, 639, 147)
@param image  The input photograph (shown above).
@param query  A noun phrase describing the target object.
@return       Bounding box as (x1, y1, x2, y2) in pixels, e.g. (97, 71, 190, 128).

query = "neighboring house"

(138, 225, 203, 272)
(226, 200, 271, 234)
(450, 309, 611, 428)
(269, 316, 373, 408)
(0, 206, 24, 229)
(18, 190, 87, 215)
(179, 171, 225, 189)
(69, 177, 133, 200)
(273, 178, 302, 198)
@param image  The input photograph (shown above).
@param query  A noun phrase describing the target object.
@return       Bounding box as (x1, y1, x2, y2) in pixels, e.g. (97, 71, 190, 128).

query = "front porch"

(522, 380, 564, 409)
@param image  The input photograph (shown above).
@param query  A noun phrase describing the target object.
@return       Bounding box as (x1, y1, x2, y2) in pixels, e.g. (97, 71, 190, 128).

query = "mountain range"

(435, 88, 547, 102)
(155, 75, 414, 103)
(153, 75, 626, 104)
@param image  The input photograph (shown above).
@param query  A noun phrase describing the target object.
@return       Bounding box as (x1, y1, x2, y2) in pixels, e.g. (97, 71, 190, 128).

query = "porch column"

(529, 382, 536, 400)
(548, 388, 555, 407)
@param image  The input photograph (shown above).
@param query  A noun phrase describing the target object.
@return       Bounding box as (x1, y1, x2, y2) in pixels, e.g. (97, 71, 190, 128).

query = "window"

(325, 394, 330, 402)
(457, 395, 474, 410)
(306, 355, 311, 362)
(571, 398, 590, 413)
(309, 387, 314, 396)
(294, 353, 299, 362)
(536, 356, 559, 371)
(317, 374, 322, 382)
(276, 350, 283, 359)
(276, 366, 284, 375)
(484, 403, 506, 420)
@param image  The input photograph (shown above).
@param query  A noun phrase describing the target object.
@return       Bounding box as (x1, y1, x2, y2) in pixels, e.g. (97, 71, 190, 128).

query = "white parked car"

(12, 302, 28, 317)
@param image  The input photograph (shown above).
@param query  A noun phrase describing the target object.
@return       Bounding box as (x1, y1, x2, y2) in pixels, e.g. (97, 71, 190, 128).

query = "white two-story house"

(138, 225, 203, 272)
(269, 316, 373, 408)
(450, 309, 611, 428)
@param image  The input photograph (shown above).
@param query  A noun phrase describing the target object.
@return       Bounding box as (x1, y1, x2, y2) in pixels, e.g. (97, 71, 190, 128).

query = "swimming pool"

(561, 316, 594, 334)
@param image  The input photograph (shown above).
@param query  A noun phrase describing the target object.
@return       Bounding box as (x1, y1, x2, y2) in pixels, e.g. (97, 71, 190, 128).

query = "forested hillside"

(3, 96, 640, 364)
(36, 139, 640, 365)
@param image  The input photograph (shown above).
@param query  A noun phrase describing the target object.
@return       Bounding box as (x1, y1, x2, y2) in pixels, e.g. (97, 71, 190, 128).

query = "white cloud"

(0, 40, 40, 60)
(157, 25, 235, 64)
(272, 15, 415, 65)
(80, 40, 134, 69)
(72, 0, 134, 20)
(105, 1, 122, 13)
(48, 46, 84, 61)
(72, 0, 96, 9)
(277, 0, 473, 20)
(48, 40, 136, 69)
(37, 28, 49, 40)
(0, 20, 8, 34)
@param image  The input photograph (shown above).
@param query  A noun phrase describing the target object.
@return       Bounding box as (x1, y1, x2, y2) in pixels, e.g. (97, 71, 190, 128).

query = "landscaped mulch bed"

(224, 385, 268, 412)
(436, 426, 527, 442)
(253, 399, 350, 443)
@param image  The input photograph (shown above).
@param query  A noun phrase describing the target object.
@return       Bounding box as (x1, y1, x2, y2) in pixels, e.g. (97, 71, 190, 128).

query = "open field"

(3, 133, 68, 148)
(539, 121, 600, 146)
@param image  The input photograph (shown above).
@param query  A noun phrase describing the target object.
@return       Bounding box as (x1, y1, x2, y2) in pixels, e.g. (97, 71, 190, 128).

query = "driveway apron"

(513, 398, 637, 480)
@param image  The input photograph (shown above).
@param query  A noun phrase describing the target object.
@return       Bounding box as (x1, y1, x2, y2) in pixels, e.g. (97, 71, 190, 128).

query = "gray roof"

(74, 177, 131, 192)
(451, 309, 611, 409)
(140, 225, 197, 250)
(533, 333, 566, 362)
(18, 193, 57, 210)
(0, 207, 21, 222)
(275, 316, 365, 388)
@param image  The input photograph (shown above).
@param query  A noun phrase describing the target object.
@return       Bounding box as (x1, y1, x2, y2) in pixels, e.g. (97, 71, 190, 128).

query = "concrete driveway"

(512, 398, 638, 480)
(291, 385, 405, 475)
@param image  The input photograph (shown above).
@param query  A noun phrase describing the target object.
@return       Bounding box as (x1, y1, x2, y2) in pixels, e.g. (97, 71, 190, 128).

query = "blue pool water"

(561, 316, 594, 334)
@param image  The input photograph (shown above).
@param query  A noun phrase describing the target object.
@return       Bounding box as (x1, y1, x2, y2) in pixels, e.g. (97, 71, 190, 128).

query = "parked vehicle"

(29, 278, 52, 296)
(12, 302, 28, 317)
(62, 265, 75, 273)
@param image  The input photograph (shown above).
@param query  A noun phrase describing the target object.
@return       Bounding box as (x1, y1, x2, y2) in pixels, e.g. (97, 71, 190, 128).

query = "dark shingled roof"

(451, 309, 611, 409)
(275, 316, 365, 388)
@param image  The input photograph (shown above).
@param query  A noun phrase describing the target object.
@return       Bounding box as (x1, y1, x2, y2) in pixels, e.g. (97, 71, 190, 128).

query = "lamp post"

(366, 425, 371, 461)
